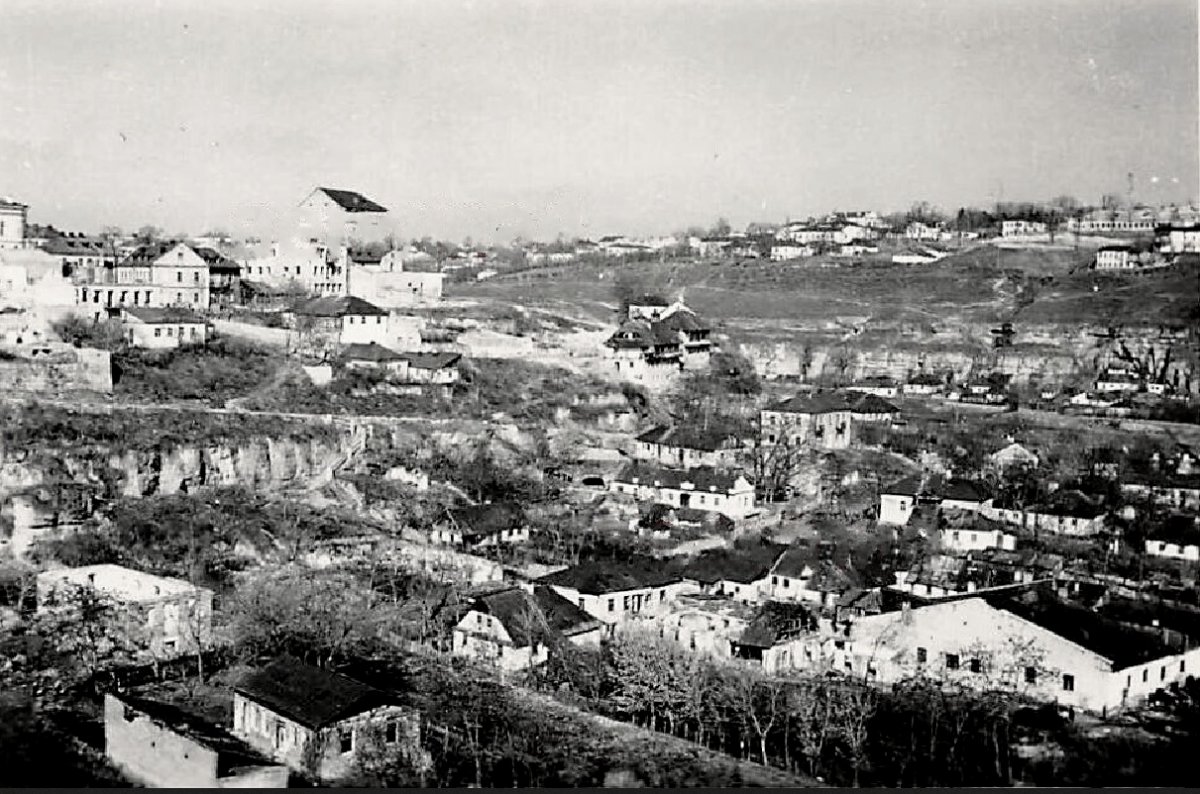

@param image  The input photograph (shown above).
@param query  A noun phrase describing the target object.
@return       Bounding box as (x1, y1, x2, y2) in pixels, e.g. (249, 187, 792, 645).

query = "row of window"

(346, 316, 384, 325)
(152, 326, 201, 339)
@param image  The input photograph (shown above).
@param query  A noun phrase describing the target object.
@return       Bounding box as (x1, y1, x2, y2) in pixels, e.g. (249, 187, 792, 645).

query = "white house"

(769, 242, 815, 261)
(610, 462, 757, 520)
(633, 424, 741, 468)
(114, 306, 208, 349)
(878, 474, 991, 526)
(451, 585, 603, 672)
(989, 442, 1040, 472)
(1001, 220, 1048, 237)
(1143, 516, 1200, 562)
(1094, 246, 1137, 271)
(984, 492, 1107, 537)
(765, 547, 861, 610)
(761, 391, 856, 450)
(539, 559, 690, 627)
(773, 596, 1200, 715)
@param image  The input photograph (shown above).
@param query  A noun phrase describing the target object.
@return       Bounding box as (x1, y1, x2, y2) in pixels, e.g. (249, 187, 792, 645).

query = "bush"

(114, 335, 282, 406)
(50, 315, 126, 351)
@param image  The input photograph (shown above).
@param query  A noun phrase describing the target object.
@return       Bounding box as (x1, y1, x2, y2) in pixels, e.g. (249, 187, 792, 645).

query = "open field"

(448, 246, 1195, 329)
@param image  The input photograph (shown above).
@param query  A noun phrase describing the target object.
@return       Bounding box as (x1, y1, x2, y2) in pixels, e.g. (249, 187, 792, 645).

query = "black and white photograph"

(1, 0, 1199, 787)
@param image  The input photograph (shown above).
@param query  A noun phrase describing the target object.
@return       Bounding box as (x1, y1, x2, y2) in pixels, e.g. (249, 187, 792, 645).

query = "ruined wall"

(0, 343, 112, 394)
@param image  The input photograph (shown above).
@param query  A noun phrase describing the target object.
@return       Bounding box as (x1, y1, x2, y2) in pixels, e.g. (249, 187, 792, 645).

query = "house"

(104, 692, 289, 788)
(345, 248, 444, 308)
(112, 306, 207, 349)
(934, 509, 1019, 553)
(905, 222, 944, 241)
(878, 473, 991, 525)
(233, 656, 423, 782)
(400, 352, 461, 385)
(846, 376, 898, 398)
(538, 558, 690, 627)
(765, 545, 861, 610)
(1120, 472, 1200, 511)
(76, 241, 171, 316)
(194, 246, 242, 309)
(431, 502, 531, 549)
(295, 187, 393, 248)
(1143, 515, 1200, 562)
(1095, 246, 1137, 271)
(847, 392, 900, 424)
(677, 543, 788, 603)
(242, 239, 345, 297)
(761, 391, 855, 450)
(1001, 220, 1048, 237)
(451, 585, 603, 672)
(903, 372, 946, 395)
(769, 242, 815, 261)
(36, 564, 213, 659)
(633, 424, 742, 468)
(730, 600, 820, 672)
(985, 491, 1108, 537)
(609, 462, 757, 520)
(0, 196, 29, 248)
(0, 247, 77, 313)
(605, 299, 713, 387)
(40, 233, 116, 282)
(285, 295, 391, 359)
(1095, 367, 1141, 393)
(989, 442, 1040, 472)
(339, 342, 410, 379)
(148, 242, 214, 310)
(776, 593, 1200, 713)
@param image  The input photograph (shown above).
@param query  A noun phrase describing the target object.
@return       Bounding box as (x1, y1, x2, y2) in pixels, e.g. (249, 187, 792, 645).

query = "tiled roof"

(614, 461, 749, 493)
(445, 502, 525, 538)
(340, 342, 404, 363)
(472, 586, 602, 648)
(290, 295, 388, 317)
(630, 295, 670, 306)
(538, 557, 683, 595)
(191, 246, 241, 271)
(882, 473, 989, 502)
(316, 187, 389, 214)
(401, 352, 461, 370)
(848, 393, 900, 415)
(655, 309, 709, 334)
(234, 656, 394, 730)
(123, 307, 206, 325)
(41, 237, 108, 255)
(770, 391, 856, 415)
(120, 241, 177, 267)
(678, 543, 788, 585)
(635, 424, 737, 452)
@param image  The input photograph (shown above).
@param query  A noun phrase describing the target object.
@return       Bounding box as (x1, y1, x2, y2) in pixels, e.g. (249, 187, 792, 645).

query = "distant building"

(878, 474, 991, 526)
(431, 502, 531, 549)
(905, 222, 944, 241)
(765, 545, 861, 610)
(285, 295, 391, 359)
(985, 490, 1108, 537)
(677, 543, 788, 604)
(104, 693, 289, 788)
(768, 242, 815, 261)
(345, 248, 444, 308)
(633, 424, 742, 468)
(1143, 515, 1200, 562)
(538, 558, 689, 627)
(36, 564, 213, 659)
(1095, 245, 1136, 271)
(1001, 220, 1048, 237)
(605, 298, 713, 387)
(295, 187, 392, 249)
(989, 442, 1040, 472)
(0, 197, 29, 249)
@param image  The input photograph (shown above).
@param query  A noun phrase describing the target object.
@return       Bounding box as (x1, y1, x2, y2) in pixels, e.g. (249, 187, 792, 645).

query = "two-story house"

(233, 656, 423, 783)
(633, 424, 742, 468)
(285, 295, 391, 361)
(677, 543, 789, 603)
(539, 558, 690, 628)
(761, 392, 855, 450)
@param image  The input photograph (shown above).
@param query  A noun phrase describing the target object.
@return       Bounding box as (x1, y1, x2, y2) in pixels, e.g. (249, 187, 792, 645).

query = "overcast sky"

(1, 0, 1196, 243)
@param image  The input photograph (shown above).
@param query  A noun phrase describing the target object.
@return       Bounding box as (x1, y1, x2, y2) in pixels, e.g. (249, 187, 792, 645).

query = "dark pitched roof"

(679, 543, 788, 585)
(122, 306, 205, 325)
(1028, 490, 1107, 519)
(539, 557, 683, 595)
(234, 656, 394, 730)
(445, 502, 525, 538)
(401, 351, 462, 370)
(471, 586, 602, 648)
(995, 593, 1185, 670)
(291, 295, 388, 317)
(848, 393, 901, 415)
(315, 187, 389, 213)
(192, 246, 241, 272)
(1145, 514, 1200, 546)
(340, 342, 404, 363)
(112, 693, 277, 777)
(771, 546, 817, 578)
(882, 473, 989, 503)
(770, 391, 856, 415)
(635, 424, 737, 452)
(120, 241, 177, 267)
(655, 309, 709, 334)
(737, 601, 818, 648)
(614, 461, 750, 493)
(41, 237, 108, 255)
(631, 295, 670, 306)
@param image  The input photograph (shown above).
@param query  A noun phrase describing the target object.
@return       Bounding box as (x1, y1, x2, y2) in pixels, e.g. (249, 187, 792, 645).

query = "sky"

(0, 0, 1196, 243)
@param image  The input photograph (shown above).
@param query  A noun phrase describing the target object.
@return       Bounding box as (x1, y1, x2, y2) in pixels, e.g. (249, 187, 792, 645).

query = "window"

(659, 590, 666, 602)
(167, 327, 174, 336)
(193, 292, 199, 302)
(1143, 669, 1149, 683)
(1025, 666, 1038, 684)
(275, 722, 286, 747)
(177, 272, 183, 282)
(385, 721, 399, 743)
(578, 598, 585, 608)
(475, 614, 482, 626)
(607, 599, 615, 612)
(945, 653, 960, 670)
(339, 728, 353, 754)
(772, 576, 778, 586)
(1062, 674, 1075, 692)
(163, 638, 178, 652)
(1182, 660, 1187, 673)
(154, 328, 161, 338)
(193, 272, 199, 282)
(916, 647, 927, 664)
(377, 316, 382, 324)
(969, 658, 982, 674)
(623, 595, 631, 610)
(782, 578, 789, 588)
(1161, 666, 1167, 681)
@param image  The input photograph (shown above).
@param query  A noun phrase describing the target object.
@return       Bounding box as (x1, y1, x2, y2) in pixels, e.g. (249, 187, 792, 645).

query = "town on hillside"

(3, 1, 1200, 789)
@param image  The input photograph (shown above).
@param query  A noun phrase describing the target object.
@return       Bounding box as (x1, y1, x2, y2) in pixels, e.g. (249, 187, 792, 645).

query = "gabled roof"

(848, 393, 900, 415)
(614, 461, 750, 493)
(290, 295, 388, 317)
(882, 473, 989, 503)
(630, 295, 670, 306)
(635, 424, 737, 452)
(471, 586, 602, 648)
(120, 241, 177, 267)
(122, 306, 206, 325)
(654, 309, 709, 334)
(234, 656, 394, 730)
(769, 391, 856, 415)
(539, 557, 683, 595)
(445, 502, 525, 538)
(41, 237, 108, 256)
(340, 342, 404, 363)
(313, 187, 389, 214)
(191, 246, 241, 272)
(1146, 515, 1200, 547)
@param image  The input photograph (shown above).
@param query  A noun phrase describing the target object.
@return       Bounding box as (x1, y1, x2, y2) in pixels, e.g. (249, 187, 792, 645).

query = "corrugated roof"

(446, 502, 525, 538)
(234, 656, 393, 730)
